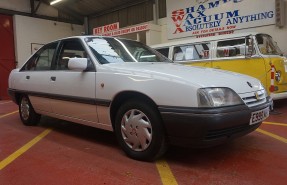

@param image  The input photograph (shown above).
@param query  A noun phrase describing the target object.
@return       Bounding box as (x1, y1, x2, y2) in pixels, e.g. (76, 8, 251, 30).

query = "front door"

(49, 38, 98, 123)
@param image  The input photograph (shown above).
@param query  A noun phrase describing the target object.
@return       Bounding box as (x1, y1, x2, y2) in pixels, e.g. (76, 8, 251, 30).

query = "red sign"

(93, 22, 119, 35)
(94, 24, 150, 37)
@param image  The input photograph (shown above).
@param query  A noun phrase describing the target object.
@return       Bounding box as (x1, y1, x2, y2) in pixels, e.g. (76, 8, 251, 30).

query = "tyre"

(19, 95, 41, 126)
(115, 99, 167, 161)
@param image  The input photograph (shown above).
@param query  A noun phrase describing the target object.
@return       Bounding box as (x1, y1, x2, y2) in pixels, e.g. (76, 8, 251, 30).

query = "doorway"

(0, 14, 16, 100)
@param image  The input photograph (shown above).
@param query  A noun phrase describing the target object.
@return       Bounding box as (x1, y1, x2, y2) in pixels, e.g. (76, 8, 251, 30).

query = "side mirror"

(68, 58, 88, 71)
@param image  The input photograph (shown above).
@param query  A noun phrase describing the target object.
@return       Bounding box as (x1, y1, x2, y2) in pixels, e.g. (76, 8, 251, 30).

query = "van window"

(217, 39, 246, 58)
(173, 43, 210, 62)
(256, 34, 282, 55)
(156, 48, 169, 57)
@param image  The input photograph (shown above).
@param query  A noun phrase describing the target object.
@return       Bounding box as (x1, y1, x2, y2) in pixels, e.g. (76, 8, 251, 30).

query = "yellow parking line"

(0, 101, 12, 105)
(256, 128, 287, 143)
(0, 111, 18, 119)
(156, 159, 178, 185)
(263, 122, 287, 127)
(0, 128, 52, 170)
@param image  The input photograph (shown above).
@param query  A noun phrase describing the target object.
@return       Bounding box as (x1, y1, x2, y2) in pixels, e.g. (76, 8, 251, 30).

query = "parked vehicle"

(8, 36, 271, 161)
(152, 32, 287, 100)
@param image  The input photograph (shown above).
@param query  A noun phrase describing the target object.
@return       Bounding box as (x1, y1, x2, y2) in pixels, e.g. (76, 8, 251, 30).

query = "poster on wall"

(166, 0, 275, 39)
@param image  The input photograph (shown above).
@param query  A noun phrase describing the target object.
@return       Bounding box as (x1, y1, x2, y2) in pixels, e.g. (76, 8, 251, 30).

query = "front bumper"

(159, 99, 271, 147)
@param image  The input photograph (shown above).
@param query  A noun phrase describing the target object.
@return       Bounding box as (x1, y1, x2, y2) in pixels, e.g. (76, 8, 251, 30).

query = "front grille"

(205, 123, 259, 140)
(241, 90, 266, 107)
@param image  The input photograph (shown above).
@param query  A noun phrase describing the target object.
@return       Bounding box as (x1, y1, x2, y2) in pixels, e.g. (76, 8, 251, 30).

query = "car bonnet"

(102, 62, 263, 94)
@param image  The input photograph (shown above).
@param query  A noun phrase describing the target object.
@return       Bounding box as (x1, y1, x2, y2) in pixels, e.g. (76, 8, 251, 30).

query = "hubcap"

(20, 97, 30, 121)
(121, 109, 152, 152)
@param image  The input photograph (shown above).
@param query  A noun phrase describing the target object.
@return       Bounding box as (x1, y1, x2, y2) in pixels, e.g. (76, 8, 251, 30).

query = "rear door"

(16, 42, 58, 113)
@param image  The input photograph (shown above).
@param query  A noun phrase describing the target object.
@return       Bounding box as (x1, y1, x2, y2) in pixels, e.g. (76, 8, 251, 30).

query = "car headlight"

(197, 87, 244, 107)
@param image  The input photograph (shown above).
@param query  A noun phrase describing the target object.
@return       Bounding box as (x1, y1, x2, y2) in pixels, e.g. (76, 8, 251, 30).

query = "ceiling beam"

(42, 0, 84, 23)
(30, 0, 43, 16)
(0, 8, 82, 25)
(54, 6, 84, 24)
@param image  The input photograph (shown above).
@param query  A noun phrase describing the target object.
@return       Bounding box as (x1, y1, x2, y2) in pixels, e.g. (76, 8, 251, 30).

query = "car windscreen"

(84, 37, 171, 64)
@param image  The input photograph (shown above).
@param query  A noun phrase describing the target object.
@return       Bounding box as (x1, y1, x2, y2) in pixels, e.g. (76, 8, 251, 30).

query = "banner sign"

(166, 0, 275, 39)
(93, 24, 150, 37)
(93, 22, 120, 35)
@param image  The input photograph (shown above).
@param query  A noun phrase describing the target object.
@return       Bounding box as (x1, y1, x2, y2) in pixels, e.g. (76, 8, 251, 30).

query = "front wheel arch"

(110, 91, 160, 130)
(114, 98, 168, 161)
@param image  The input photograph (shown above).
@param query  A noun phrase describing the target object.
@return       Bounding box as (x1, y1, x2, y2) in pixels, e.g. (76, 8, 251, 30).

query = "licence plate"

(249, 107, 269, 125)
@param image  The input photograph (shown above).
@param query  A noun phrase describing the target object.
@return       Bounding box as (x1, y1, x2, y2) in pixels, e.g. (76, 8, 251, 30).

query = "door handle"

(50, 76, 56, 81)
(214, 66, 221, 69)
(26, 76, 30, 79)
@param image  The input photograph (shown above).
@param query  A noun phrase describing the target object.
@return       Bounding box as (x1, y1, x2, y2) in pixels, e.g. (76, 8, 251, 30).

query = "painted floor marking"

(0, 101, 12, 105)
(263, 121, 287, 127)
(156, 159, 178, 185)
(256, 128, 287, 144)
(0, 128, 52, 170)
(0, 111, 18, 119)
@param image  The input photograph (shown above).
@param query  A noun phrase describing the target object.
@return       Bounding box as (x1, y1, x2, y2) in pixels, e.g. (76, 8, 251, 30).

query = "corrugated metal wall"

(158, 0, 166, 19)
(88, 0, 166, 33)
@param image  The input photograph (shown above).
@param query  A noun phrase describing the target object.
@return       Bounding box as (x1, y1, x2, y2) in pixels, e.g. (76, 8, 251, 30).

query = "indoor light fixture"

(50, 0, 63, 5)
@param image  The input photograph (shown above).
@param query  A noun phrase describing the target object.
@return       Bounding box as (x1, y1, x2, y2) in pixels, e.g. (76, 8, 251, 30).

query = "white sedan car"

(8, 36, 271, 161)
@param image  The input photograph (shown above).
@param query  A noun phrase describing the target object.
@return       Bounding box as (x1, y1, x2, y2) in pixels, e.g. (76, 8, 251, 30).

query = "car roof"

(49, 35, 135, 44)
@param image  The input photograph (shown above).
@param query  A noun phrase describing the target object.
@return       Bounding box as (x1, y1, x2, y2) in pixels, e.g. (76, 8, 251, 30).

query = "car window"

(173, 43, 210, 62)
(57, 39, 87, 70)
(216, 39, 246, 58)
(22, 42, 57, 71)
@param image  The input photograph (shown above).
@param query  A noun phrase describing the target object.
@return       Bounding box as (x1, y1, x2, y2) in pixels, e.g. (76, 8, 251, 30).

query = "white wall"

(14, 15, 84, 67)
(157, 18, 168, 45)
(146, 24, 162, 45)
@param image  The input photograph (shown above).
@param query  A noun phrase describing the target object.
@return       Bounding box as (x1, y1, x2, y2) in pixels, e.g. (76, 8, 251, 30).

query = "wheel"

(19, 95, 41, 126)
(115, 99, 167, 161)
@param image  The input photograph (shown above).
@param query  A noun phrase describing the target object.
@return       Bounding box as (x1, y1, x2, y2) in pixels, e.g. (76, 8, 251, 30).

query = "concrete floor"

(0, 100, 286, 185)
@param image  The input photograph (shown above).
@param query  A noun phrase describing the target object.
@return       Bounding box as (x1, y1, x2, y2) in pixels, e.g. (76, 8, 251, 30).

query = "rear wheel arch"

(15, 92, 22, 105)
(19, 95, 41, 126)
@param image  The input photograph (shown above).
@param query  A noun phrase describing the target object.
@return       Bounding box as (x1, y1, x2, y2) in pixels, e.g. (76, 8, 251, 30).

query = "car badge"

(247, 82, 253, 88)
(254, 92, 260, 100)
